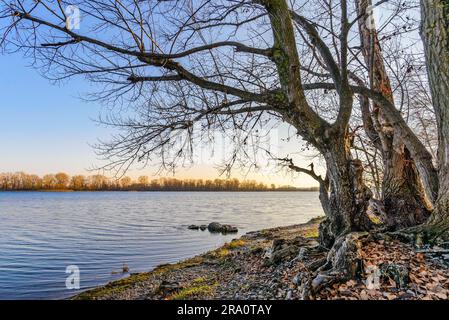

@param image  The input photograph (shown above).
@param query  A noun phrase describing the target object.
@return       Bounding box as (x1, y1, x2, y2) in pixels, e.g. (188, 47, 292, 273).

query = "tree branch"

(14, 10, 276, 104)
(290, 11, 342, 91)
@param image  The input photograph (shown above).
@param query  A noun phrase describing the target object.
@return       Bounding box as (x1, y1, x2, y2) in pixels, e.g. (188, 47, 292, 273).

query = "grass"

(169, 282, 217, 300)
(214, 248, 231, 258)
(301, 217, 324, 238)
(73, 256, 205, 300)
(192, 277, 206, 284)
(303, 228, 319, 238)
(73, 272, 151, 300)
(152, 256, 205, 275)
(223, 239, 246, 249)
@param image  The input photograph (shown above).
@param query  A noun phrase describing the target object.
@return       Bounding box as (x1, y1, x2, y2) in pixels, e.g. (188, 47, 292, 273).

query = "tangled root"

(299, 232, 368, 299)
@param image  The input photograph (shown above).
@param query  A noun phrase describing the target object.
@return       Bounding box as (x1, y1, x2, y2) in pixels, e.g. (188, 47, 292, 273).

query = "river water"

(0, 191, 323, 299)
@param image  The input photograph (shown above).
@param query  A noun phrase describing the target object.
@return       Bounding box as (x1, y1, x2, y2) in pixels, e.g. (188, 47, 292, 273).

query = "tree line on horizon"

(2, 0, 449, 298)
(0, 172, 317, 192)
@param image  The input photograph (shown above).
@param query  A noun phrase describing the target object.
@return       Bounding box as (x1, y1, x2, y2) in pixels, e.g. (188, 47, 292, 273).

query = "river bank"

(73, 217, 449, 300)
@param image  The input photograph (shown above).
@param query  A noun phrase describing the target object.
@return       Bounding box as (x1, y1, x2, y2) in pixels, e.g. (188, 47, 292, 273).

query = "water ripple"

(0, 191, 323, 299)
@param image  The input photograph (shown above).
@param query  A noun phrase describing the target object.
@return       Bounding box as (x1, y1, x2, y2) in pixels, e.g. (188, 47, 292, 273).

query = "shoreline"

(72, 217, 324, 300)
(72, 217, 449, 300)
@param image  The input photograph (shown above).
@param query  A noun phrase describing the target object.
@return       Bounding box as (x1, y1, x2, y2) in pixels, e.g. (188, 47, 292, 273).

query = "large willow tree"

(0, 0, 447, 247)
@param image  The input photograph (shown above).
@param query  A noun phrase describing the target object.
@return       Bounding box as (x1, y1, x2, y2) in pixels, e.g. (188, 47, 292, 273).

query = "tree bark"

(263, 0, 373, 247)
(356, 0, 430, 228)
(319, 132, 373, 248)
(420, 0, 449, 237)
(260, 0, 378, 248)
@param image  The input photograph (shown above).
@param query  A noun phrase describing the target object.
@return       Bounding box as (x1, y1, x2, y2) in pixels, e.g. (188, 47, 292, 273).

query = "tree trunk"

(356, 0, 430, 228)
(262, 0, 373, 246)
(319, 133, 373, 248)
(382, 141, 430, 227)
(420, 0, 449, 237)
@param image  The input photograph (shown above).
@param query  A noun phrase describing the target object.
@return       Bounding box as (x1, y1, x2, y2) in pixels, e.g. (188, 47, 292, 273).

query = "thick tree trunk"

(420, 0, 449, 236)
(319, 133, 373, 248)
(356, 0, 430, 228)
(382, 141, 430, 227)
(427, 182, 449, 236)
(263, 0, 373, 246)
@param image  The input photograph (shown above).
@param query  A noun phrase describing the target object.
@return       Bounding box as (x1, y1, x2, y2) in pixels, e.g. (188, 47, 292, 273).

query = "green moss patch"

(169, 282, 217, 300)
(73, 272, 151, 300)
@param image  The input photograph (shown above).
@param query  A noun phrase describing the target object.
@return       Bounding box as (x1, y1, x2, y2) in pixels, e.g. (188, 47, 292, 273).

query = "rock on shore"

(73, 216, 449, 301)
(187, 222, 238, 234)
(207, 222, 238, 234)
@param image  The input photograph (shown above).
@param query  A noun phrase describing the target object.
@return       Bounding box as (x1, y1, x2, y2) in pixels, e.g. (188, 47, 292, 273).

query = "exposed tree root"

(298, 228, 449, 300)
(299, 232, 369, 299)
(386, 225, 449, 248)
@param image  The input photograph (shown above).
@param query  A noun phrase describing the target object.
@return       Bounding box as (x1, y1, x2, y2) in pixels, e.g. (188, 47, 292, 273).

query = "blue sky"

(0, 53, 107, 175)
(0, 1, 409, 188)
(0, 52, 319, 187)
(1, 0, 355, 187)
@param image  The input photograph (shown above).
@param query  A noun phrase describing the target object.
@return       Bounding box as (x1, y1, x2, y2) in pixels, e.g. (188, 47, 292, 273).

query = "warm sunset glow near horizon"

(0, 55, 321, 188)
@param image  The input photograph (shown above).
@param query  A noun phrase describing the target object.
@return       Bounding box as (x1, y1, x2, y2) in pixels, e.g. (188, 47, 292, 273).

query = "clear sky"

(0, 1, 409, 188)
(0, 52, 320, 187)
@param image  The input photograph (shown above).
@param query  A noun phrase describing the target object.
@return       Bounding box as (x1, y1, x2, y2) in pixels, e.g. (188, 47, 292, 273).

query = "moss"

(73, 272, 151, 300)
(192, 277, 206, 284)
(152, 256, 204, 275)
(303, 228, 319, 238)
(169, 282, 217, 300)
(249, 246, 264, 255)
(260, 229, 273, 237)
(73, 256, 205, 300)
(301, 218, 322, 238)
(223, 239, 246, 249)
(369, 214, 382, 225)
(74, 218, 328, 300)
(214, 248, 231, 258)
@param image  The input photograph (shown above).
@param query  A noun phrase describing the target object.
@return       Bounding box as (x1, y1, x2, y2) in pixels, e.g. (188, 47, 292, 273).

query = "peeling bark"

(355, 0, 430, 228)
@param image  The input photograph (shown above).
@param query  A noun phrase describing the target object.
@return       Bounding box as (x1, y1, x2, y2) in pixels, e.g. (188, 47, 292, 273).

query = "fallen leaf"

(360, 290, 369, 300)
(434, 292, 447, 300)
(346, 280, 357, 287)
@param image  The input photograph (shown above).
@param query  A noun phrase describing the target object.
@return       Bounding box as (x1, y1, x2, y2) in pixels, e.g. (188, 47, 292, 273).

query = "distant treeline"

(0, 172, 318, 192)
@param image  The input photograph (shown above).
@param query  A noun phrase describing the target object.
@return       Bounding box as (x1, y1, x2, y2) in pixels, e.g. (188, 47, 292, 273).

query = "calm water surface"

(0, 191, 323, 299)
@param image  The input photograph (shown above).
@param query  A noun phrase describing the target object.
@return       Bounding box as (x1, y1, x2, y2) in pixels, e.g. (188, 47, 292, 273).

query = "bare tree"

(0, 0, 371, 245)
(1, 0, 446, 246)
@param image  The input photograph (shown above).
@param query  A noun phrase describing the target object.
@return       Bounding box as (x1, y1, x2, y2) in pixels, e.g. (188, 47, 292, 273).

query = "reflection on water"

(0, 191, 323, 299)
